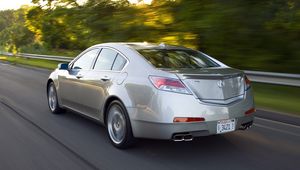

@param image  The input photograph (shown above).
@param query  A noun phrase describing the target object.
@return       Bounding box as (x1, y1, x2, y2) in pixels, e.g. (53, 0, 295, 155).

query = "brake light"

(149, 76, 191, 94)
(173, 117, 205, 123)
(245, 108, 256, 115)
(244, 75, 251, 90)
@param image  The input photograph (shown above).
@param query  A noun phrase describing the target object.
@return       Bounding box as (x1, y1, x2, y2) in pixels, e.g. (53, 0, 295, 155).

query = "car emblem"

(217, 80, 225, 88)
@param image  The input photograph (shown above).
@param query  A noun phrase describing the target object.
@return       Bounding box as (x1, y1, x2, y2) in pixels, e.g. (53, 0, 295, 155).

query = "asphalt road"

(0, 63, 299, 170)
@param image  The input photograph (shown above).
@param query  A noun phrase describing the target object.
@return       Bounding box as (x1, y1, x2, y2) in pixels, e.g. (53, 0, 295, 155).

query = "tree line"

(0, 0, 299, 73)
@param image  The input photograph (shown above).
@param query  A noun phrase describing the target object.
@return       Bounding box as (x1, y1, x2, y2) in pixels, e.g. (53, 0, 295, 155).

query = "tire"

(47, 82, 64, 114)
(106, 100, 135, 149)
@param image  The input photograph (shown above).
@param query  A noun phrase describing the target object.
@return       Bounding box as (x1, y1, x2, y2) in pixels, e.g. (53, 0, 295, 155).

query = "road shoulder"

(255, 109, 300, 126)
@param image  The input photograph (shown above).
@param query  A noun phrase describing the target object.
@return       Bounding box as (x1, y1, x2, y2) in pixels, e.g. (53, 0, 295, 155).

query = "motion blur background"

(0, 0, 299, 114)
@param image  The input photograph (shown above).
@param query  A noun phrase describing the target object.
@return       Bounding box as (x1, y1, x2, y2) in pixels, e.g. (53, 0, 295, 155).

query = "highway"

(0, 63, 299, 170)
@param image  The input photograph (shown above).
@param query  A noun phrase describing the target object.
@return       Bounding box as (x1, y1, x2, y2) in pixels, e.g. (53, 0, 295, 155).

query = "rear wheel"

(106, 100, 135, 149)
(47, 82, 64, 114)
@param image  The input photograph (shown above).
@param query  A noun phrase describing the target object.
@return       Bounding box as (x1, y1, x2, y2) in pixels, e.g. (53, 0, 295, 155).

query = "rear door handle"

(101, 76, 111, 81)
(76, 74, 84, 79)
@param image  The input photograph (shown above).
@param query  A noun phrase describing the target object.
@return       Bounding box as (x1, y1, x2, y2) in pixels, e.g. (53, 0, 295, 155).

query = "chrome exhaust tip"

(173, 134, 184, 142)
(183, 134, 193, 141)
(172, 133, 193, 142)
(239, 121, 253, 130)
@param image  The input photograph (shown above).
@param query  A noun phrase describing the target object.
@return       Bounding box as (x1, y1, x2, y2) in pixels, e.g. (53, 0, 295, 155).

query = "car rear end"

(127, 44, 255, 140)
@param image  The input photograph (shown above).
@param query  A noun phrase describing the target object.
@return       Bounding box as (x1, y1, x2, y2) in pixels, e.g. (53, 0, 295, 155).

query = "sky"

(0, 0, 152, 10)
(0, 0, 32, 10)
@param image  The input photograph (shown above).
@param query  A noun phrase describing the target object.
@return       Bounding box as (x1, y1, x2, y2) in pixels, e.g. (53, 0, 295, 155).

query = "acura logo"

(217, 80, 225, 88)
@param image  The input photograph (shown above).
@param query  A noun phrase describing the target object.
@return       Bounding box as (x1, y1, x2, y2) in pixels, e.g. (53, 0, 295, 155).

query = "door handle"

(101, 76, 111, 81)
(76, 74, 84, 79)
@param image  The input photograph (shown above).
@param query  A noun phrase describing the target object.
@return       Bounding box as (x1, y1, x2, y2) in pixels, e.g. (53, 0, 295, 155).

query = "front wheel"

(106, 100, 135, 149)
(47, 82, 64, 114)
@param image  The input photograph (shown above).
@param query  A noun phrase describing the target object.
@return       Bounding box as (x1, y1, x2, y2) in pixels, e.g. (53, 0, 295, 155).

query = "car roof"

(92, 42, 190, 51)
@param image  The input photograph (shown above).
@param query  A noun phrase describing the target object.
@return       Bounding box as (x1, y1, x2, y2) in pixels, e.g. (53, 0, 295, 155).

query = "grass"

(252, 83, 300, 116)
(0, 56, 60, 70)
(1, 55, 299, 116)
(19, 47, 81, 57)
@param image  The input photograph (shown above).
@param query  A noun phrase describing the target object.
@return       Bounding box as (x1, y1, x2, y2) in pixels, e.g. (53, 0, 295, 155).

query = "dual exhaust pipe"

(172, 121, 253, 141)
(172, 133, 193, 142)
(239, 121, 253, 130)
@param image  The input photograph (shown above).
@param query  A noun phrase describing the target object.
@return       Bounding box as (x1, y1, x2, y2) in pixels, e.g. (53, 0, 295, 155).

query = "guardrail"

(1, 52, 299, 87)
(18, 53, 73, 62)
(244, 71, 300, 87)
(0, 52, 73, 62)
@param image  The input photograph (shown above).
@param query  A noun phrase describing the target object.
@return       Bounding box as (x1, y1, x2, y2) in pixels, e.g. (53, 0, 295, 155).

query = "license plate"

(217, 119, 236, 134)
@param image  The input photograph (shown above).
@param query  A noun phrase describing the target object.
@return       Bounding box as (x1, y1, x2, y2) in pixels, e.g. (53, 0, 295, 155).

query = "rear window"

(137, 49, 219, 69)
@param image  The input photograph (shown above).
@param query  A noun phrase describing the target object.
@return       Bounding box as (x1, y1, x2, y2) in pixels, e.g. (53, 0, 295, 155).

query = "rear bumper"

(126, 87, 255, 139)
(130, 115, 254, 140)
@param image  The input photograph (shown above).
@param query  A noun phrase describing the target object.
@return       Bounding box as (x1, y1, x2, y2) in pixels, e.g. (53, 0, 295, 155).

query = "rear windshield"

(137, 49, 219, 69)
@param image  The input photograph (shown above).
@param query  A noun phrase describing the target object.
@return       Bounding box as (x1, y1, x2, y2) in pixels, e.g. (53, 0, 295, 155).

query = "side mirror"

(58, 63, 69, 70)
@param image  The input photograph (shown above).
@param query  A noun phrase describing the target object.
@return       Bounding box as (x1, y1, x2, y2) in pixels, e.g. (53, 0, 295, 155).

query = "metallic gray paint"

(48, 43, 255, 140)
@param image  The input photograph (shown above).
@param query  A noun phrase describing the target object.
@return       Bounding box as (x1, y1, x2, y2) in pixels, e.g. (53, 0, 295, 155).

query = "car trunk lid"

(166, 67, 245, 101)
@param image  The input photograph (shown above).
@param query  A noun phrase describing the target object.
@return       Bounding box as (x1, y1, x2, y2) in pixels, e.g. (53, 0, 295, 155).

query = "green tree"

(2, 0, 300, 73)
(0, 7, 35, 53)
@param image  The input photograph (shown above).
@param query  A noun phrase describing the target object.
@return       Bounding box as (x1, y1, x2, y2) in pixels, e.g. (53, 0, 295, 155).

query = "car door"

(82, 48, 128, 120)
(58, 48, 100, 113)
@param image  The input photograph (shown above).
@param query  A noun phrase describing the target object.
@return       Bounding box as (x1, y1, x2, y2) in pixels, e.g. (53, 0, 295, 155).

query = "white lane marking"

(254, 123, 300, 137)
(255, 117, 300, 129)
(257, 108, 298, 118)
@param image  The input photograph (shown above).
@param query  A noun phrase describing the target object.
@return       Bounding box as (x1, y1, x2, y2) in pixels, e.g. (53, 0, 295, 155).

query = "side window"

(112, 54, 127, 71)
(94, 48, 117, 70)
(73, 49, 99, 70)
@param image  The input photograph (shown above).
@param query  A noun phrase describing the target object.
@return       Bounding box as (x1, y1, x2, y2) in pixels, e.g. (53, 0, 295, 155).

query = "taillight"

(149, 76, 191, 94)
(245, 108, 256, 115)
(244, 75, 251, 90)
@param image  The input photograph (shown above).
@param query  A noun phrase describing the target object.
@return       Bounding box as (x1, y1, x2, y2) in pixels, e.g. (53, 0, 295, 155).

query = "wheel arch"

(103, 95, 127, 126)
(47, 78, 63, 107)
(47, 79, 54, 93)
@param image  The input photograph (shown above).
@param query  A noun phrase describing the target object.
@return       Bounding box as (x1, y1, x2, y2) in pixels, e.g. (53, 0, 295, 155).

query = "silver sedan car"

(47, 42, 255, 148)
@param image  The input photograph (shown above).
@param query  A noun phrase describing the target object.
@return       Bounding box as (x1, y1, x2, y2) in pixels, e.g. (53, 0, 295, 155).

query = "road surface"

(0, 63, 299, 170)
